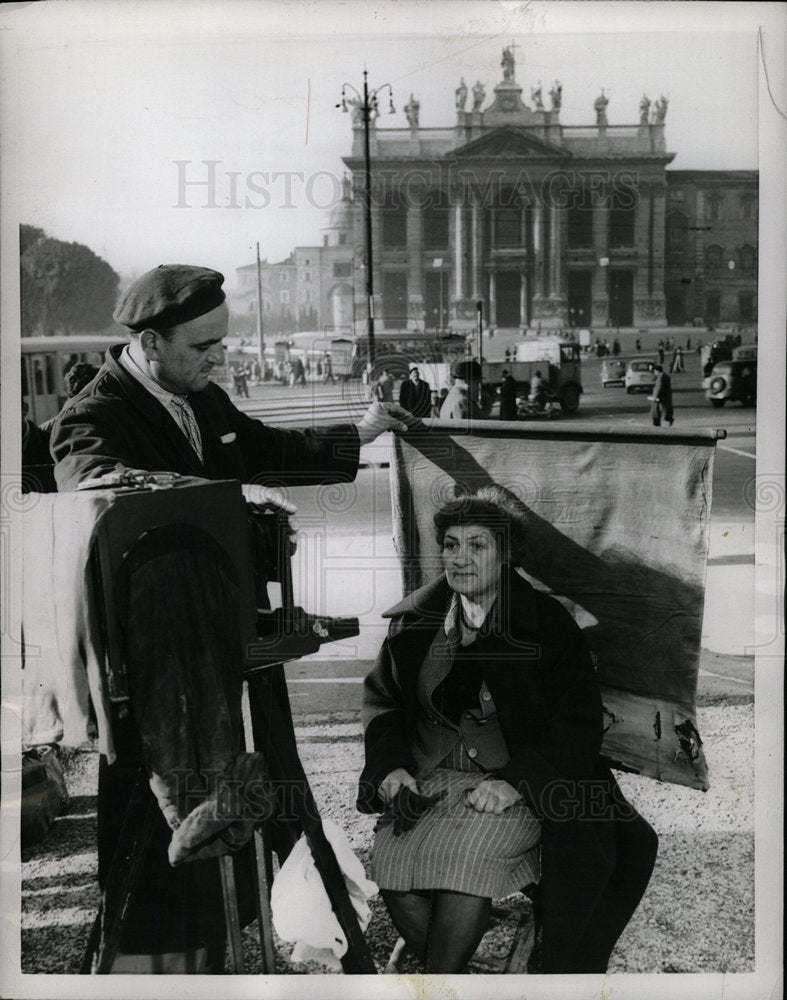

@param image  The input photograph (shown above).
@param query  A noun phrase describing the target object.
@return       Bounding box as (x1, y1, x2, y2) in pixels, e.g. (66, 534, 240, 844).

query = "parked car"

(625, 359, 657, 394)
(600, 358, 626, 387)
(702, 345, 757, 408)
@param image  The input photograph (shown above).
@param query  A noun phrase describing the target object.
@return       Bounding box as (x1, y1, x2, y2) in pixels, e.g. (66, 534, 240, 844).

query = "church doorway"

(382, 272, 408, 329)
(424, 270, 448, 330)
(608, 270, 634, 328)
(495, 271, 521, 327)
(567, 271, 592, 327)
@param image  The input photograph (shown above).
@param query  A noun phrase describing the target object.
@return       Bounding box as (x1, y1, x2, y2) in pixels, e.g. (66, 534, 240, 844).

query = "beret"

(113, 264, 226, 331)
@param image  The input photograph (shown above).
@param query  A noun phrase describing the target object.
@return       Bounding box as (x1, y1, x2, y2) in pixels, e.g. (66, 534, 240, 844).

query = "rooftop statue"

(455, 77, 468, 111)
(549, 80, 562, 111)
(652, 94, 669, 124)
(501, 46, 515, 81)
(345, 94, 364, 124)
(472, 80, 486, 111)
(594, 88, 609, 127)
(639, 94, 651, 125)
(404, 93, 420, 128)
(531, 81, 544, 110)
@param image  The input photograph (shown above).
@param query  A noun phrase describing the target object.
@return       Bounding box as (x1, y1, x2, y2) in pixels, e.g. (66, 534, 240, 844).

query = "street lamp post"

(339, 71, 395, 369)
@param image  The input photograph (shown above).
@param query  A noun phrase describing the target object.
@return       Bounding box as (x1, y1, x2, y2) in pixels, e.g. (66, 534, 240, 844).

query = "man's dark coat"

(51, 345, 360, 490)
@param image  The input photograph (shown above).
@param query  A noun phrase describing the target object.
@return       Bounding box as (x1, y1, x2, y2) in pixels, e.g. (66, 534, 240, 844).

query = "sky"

(0, 1, 772, 289)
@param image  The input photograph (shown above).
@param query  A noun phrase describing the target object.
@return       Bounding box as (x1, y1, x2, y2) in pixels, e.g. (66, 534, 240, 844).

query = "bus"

(21, 334, 128, 424)
(310, 331, 467, 381)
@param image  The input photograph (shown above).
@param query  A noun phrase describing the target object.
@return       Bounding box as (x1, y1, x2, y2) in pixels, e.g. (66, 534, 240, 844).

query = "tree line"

(20, 225, 120, 336)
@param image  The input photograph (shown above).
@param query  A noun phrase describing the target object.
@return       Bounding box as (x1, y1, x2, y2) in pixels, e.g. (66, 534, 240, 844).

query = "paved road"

(266, 352, 755, 523)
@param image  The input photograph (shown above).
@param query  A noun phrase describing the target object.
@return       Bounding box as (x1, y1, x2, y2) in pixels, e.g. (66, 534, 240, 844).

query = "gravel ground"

(20, 700, 753, 976)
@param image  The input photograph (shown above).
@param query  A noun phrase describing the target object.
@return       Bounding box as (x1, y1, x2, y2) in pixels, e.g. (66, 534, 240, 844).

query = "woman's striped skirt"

(371, 743, 541, 899)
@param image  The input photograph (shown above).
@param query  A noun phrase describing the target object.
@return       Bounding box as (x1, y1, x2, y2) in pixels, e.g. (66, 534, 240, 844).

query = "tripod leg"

(219, 855, 245, 973)
(89, 767, 158, 974)
(246, 669, 377, 974)
(252, 827, 276, 972)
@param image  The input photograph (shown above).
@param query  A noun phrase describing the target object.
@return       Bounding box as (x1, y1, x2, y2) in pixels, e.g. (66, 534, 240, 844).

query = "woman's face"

(441, 524, 503, 602)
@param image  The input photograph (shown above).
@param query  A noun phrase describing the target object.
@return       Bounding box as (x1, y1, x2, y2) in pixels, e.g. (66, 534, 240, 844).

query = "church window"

(568, 187, 593, 248)
(705, 244, 723, 269)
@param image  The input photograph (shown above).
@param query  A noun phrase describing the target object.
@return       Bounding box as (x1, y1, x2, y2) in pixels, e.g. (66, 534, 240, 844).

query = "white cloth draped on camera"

(389, 420, 723, 790)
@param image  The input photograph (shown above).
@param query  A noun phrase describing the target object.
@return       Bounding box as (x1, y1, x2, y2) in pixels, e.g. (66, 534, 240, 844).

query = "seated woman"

(357, 487, 657, 974)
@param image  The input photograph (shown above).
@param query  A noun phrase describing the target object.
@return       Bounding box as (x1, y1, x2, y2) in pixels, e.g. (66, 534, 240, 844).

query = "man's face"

(144, 302, 228, 394)
(410, 369, 420, 383)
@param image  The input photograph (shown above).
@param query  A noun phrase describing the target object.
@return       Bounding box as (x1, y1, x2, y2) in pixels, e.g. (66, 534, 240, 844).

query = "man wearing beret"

(50, 264, 412, 973)
(52, 264, 409, 491)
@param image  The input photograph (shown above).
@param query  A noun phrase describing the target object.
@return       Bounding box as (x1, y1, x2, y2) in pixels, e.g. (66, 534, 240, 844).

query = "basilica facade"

(339, 49, 757, 335)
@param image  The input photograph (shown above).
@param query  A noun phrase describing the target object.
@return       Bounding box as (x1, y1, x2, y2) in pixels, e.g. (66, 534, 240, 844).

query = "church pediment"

(447, 127, 569, 161)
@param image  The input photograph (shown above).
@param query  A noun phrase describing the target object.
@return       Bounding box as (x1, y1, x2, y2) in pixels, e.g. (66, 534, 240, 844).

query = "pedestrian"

(686, 336, 692, 351)
(612, 338, 621, 357)
(528, 369, 548, 410)
(635, 338, 642, 353)
(373, 368, 395, 404)
(498, 368, 518, 421)
(323, 352, 335, 384)
(674, 345, 684, 373)
(649, 365, 673, 426)
(50, 264, 412, 973)
(657, 341, 665, 366)
(440, 361, 484, 420)
(399, 366, 432, 418)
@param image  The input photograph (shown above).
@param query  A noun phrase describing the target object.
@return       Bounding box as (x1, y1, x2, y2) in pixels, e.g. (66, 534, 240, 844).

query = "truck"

(482, 337, 583, 413)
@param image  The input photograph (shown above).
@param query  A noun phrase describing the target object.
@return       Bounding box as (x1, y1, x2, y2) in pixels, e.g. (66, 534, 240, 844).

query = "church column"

(542, 203, 567, 327)
(549, 204, 561, 296)
(406, 190, 424, 330)
(530, 202, 549, 319)
(633, 179, 667, 327)
(649, 181, 668, 326)
(591, 198, 609, 327)
(453, 202, 464, 300)
(520, 269, 528, 328)
(471, 200, 482, 300)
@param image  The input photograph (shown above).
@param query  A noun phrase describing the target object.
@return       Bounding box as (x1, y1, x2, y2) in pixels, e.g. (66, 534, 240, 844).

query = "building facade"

(340, 49, 757, 334)
(233, 177, 355, 336)
(664, 171, 758, 326)
(234, 50, 757, 338)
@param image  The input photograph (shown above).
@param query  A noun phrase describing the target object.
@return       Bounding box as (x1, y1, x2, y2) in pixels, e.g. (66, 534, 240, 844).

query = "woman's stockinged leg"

(424, 891, 491, 973)
(381, 889, 432, 961)
(382, 889, 492, 972)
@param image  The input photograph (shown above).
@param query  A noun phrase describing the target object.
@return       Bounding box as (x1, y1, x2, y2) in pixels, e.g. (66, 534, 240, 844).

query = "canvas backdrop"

(389, 419, 723, 790)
